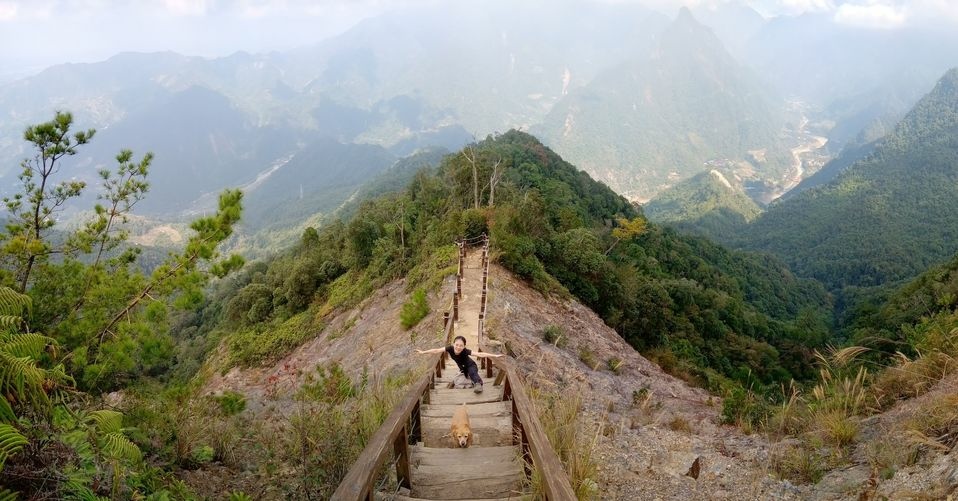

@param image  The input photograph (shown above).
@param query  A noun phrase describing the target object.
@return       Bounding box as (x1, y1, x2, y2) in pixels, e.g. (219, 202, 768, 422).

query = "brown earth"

(200, 252, 954, 499)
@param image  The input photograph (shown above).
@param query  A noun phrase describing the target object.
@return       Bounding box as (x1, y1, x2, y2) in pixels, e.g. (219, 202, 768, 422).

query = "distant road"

(772, 113, 829, 199)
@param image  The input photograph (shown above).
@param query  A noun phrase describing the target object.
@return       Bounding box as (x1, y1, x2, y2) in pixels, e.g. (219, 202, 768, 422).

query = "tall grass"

(285, 366, 414, 498)
(529, 389, 601, 500)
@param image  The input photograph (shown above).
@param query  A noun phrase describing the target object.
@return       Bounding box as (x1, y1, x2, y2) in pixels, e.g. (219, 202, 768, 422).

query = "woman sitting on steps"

(417, 335, 503, 393)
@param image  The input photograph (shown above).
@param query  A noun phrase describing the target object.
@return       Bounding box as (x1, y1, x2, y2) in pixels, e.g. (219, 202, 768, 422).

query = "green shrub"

(228, 313, 315, 367)
(400, 288, 430, 330)
(579, 348, 597, 370)
(542, 325, 566, 347)
(300, 363, 358, 404)
(606, 357, 623, 375)
(461, 208, 488, 240)
(214, 391, 247, 416)
(191, 445, 215, 465)
(721, 386, 768, 432)
(772, 444, 826, 484)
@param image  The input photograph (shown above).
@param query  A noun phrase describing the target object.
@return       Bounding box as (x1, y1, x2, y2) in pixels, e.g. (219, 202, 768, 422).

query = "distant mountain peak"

(882, 66, 958, 152)
(676, 6, 696, 24)
(661, 4, 731, 60)
(938, 66, 958, 89)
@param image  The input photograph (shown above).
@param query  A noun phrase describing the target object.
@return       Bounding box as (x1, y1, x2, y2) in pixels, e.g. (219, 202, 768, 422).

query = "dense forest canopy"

(735, 69, 958, 292)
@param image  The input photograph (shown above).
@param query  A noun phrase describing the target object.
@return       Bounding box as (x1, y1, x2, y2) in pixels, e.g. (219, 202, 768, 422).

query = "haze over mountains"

(733, 68, 958, 290)
(7, 2, 958, 498)
(3, 0, 958, 232)
(536, 7, 789, 201)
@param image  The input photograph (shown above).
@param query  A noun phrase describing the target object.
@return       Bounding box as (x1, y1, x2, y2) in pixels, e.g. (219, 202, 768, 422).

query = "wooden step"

(409, 445, 525, 499)
(421, 402, 513, 447)
(428, 386, 504, 405)
(434, 371, 500, 388)
(375, 493, 532, 501)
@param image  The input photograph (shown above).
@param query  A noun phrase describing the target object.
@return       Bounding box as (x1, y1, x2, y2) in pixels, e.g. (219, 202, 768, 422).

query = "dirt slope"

(202, 262, 809, 498)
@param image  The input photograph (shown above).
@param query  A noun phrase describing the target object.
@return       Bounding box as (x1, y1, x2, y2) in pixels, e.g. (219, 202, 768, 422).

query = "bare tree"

(485, 157, 504, 207)
(462, 145, 481, 209)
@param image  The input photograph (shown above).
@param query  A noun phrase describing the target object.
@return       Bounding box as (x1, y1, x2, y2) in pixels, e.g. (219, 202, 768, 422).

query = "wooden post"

(394, 426, 412, 490)
(443, 311, 450, 330)
(453, 293, 459, 321)
(485, 330, 493, 379)
(410, 401, 422, 444)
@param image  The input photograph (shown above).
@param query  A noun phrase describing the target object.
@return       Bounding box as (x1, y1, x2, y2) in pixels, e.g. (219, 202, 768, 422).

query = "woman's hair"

(453, 335, 467, 345)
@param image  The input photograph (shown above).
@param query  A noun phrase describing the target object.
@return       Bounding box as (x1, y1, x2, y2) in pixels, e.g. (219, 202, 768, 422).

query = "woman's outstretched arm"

(416, 347, 445, 355)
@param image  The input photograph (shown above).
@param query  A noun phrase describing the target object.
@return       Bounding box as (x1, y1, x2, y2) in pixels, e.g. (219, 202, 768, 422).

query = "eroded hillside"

(198, 261, 806, 499)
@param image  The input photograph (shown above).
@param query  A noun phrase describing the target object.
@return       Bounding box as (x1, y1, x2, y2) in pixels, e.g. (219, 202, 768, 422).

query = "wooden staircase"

(333, 235, 575, 501)
(404, 361, 524, 500)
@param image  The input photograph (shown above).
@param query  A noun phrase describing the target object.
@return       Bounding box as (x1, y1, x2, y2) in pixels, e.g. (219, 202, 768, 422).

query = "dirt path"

(456, 249, 483, 354)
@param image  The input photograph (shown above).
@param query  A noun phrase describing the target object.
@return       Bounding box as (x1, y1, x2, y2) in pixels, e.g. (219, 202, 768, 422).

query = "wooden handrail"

(336, 233, 578, 500)
(494, 357, 577, 501)
(331, 369, 434, 500)
(334, 283, 458, 500)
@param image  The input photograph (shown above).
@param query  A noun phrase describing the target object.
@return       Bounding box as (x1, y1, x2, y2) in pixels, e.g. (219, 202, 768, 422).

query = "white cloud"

(834, 1, 907, 29)
(163, 0, 212, 16)
(903, 0, 958, 24)
(779, 0, 835, 14)
(0, 2, 17, 21)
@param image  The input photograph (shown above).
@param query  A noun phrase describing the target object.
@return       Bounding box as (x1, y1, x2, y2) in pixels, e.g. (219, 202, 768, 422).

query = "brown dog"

(449, 402, 473, 448)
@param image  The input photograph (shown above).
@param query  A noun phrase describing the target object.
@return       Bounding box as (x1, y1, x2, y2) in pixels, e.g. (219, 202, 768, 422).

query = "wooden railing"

(495, 357, 577, 501)
(332, 234, 576, 500)
(331, 314, 454, 500)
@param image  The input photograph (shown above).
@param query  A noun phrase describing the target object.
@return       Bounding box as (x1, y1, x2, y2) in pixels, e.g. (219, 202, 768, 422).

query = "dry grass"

(578, 348, 598, 370)
(667, 416, 692, 434)
(769, 380, 807, 436)
(605, 357, 623, 375)
(630, 388, 661, 428)
(813, 410, 859, 447)
(864, 433, 920, 480)
(770, 443, 826, 484)
(905, 394, 958, 453)
(871, 352, 957, 409)
(530, 389, 602, 500)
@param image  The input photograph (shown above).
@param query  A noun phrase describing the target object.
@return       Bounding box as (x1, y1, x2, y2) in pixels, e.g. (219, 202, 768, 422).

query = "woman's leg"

(466, 364, 483, 386)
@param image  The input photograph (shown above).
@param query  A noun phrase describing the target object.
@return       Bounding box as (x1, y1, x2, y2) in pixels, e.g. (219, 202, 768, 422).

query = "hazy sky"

(2, 0, 957, 78)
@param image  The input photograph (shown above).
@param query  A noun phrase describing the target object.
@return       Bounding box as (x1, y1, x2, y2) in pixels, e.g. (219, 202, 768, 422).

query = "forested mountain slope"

(735, 68, 958, 291)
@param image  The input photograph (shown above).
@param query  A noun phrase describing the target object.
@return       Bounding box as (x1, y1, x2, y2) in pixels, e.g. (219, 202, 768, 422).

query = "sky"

(2, 0, 957, 79)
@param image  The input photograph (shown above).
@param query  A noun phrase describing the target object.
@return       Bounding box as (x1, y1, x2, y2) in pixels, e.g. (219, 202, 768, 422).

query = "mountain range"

(728, 68, 958, 290)
(2, 2, 957, 238)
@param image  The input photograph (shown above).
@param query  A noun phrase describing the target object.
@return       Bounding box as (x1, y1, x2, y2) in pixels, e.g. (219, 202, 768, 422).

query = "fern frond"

(46, 365, 77, 408)
(48, 363, 76, 387)
(87, 410, 123, 435)
(0, 288, 30, 317)
(62, 478, 104, 501)
(100, 432, 141, 462)
(0, 352, 49, 408)
(0, 423, 28, 471)
(0, 315, 23, 331)
(1, 332, 54, 359)
(0, 398, 14, 424)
